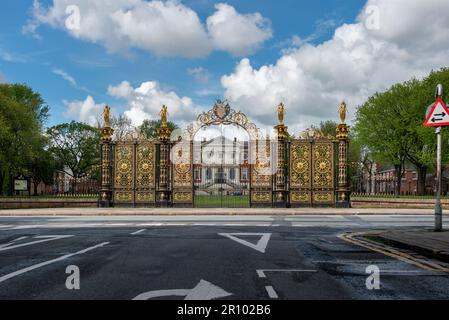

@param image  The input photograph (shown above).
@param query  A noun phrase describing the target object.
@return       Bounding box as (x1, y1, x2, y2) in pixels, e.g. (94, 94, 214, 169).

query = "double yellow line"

(338, 231, 449, 273)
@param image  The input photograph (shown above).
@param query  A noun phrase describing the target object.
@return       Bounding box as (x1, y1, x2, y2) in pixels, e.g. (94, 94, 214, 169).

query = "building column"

(99, 106, 114, 208)
(156, 105, 173, 207)
(274, 103, 288, 208)
(336, 102, 351, 208)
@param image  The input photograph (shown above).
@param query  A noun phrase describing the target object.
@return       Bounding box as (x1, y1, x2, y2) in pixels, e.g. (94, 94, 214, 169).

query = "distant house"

(193, 136, 250, 196)
(352, 163, 449, 195)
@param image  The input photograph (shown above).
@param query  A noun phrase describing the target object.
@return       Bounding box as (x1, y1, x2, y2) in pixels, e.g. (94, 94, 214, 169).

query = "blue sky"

(0, 0, 448, 133)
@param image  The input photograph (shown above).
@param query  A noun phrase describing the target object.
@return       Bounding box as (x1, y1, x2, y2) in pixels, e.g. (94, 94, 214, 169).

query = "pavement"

(0, 207, 440, 216)
(372, 229, 449, 263)
(0, 214, 449, 300)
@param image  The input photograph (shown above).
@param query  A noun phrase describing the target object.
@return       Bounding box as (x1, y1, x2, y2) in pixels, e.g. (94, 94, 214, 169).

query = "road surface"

(0, 214, 448, 300)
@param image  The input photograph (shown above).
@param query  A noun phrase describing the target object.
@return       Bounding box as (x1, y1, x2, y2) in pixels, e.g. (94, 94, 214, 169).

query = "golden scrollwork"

(114, 191, 133, 203)
(187, 101, 260, 140)
(136, 192, 155, 203)
(172, 141, 192, 188)
(173, 191, 192, 203)
(251, 191, 271, 203)
(313, 143, 334, 188)
(313, 192, 334, 203)
(290, 142, 311, 188)
(291, 191, 310, 204)
(115, 144, 133, 188)
(136, 144, 155, 188)
(290, 136, 336, 206)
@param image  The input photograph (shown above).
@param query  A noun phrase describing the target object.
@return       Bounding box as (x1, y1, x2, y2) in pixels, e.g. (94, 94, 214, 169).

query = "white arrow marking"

(0, 235, 74, 252)
(218, 233, 271, 253)
(0, 236, 28, 249)
(133, 280, 232, 300)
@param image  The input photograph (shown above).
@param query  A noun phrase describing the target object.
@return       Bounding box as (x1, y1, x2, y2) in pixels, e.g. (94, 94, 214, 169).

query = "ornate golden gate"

(112, 139, 157, 206)
(98, 102, 350, 208)
(289, 132, 336, 207)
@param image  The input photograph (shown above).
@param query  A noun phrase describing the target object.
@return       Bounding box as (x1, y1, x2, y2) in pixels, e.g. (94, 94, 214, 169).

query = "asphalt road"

(0, 215, 448, 300)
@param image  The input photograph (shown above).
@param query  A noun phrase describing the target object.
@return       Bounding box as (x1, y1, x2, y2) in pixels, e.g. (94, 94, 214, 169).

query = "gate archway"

(193, 124, 250, 208)
(171, 100, 275, 208)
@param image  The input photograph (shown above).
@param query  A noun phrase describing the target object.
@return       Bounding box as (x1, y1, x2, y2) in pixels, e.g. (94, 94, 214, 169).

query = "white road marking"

(0, 235, 74, 252)
(130, 229, 146, 235)
(223, 224, 246, 226)
(133, 279, 232, 300)
(265, 286, 279, 299)
(0, 236, 28, 249)
(138, 223, 163, 227)
(192, 223, 216, 226)
(0, 225, 12, 228)
(0, 242, 109, 283)
(256, 269, 317, 278)
(219, 233, 271, 253)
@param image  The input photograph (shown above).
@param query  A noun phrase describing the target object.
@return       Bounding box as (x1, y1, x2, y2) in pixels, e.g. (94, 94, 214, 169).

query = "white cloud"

(206, 3, 272, 56)
(187, 67, 210, 83)
(221, 0, 449, 133)
(52, 67, 93, 93)
(25, 0, 271, 58)
(63, 95, 105, 125)
(0, 50, 27, 63)
(108, 81, 201, 126)
(52, 68, 76, 86)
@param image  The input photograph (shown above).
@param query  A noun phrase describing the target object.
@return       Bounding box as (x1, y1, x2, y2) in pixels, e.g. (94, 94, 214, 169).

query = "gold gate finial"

(277, 102, 285, 125)
(339, 101, 347, 124)
(103, 105, 111, 128)
(160, 105, 168, 127)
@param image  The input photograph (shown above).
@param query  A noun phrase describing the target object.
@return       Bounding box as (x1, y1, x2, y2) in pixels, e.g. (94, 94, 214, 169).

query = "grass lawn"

(194, 195, 250, 208)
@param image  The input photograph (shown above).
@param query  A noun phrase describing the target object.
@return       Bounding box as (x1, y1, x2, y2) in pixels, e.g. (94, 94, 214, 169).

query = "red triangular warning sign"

(424, 98, 449, 127)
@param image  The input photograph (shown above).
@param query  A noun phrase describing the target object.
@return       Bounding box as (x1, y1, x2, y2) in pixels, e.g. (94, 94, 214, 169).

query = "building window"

(242, 168, 248, 180)
(194, 167, 201, 181)
(230, 168, 235, 180)
(206, 168, 212, 180)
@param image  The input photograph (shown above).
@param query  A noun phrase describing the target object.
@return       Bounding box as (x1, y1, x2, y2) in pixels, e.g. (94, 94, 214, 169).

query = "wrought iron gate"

(100, 102, 350, 209)
(112, 139, 157, 207)
(193, 134, 250, 208)
(289, 133, 337, 207)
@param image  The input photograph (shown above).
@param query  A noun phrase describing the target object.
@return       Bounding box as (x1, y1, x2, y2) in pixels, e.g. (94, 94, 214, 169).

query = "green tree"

(312, 120, 338, 137)
(355, 83, 413, 196)
(46, 122, 100, 192)
(111, 114, 134, 140)
(0, 84, 49, 195)
(139, 119, 178, 138)
(354, 68, 449, 195)
(27, 146, 57, 196)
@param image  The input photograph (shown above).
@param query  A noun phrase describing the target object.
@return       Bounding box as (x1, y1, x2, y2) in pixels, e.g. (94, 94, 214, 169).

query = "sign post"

(435, 126, 442, 232)
(424, 84, 446, 232)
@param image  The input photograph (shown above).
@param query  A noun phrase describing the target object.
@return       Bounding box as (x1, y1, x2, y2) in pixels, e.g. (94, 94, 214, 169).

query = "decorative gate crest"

(185, 100, 260, 141)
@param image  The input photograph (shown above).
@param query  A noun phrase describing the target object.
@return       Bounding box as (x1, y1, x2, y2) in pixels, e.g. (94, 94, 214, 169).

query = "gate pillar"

(274, 103, 288, 208)
(156, 105, 173, 207)
(336, 102, 351, 208)
(99, 106, 114, 208)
